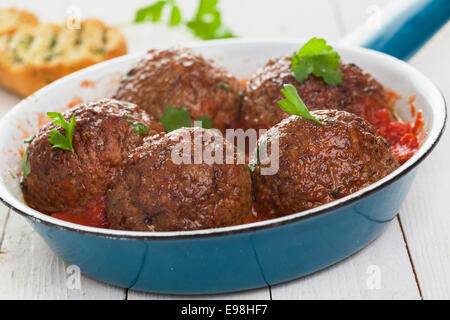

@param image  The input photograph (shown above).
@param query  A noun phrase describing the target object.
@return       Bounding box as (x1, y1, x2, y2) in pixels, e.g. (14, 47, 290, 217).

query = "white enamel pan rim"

(0, 38, 446, 240)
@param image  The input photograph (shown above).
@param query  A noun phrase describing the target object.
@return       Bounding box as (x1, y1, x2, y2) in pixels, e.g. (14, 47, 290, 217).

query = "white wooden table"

(0, 0, 449, 300)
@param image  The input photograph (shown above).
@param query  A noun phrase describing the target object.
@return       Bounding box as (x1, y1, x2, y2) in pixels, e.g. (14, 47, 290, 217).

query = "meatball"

(23, 98, 164, 214)
(106, 127, 252, 232)
(113, 48, 242, 133)
(241, 58, 388, 130)
(251, 110, 399, 219)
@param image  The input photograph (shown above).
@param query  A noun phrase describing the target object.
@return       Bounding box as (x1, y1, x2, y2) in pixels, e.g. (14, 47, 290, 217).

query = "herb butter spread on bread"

(0, 15, 127, 96)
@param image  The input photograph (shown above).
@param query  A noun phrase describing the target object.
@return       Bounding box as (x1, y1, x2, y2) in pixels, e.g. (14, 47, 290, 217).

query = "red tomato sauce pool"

(360, 93, 423, 165)
(52, 196, 109, 229)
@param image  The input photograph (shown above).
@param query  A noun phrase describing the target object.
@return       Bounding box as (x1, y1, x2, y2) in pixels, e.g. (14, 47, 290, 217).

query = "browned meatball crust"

(113, 48, 242, 133)
(23, 98, 164, 214)
(241, 57, 388, 130)
(251, 110, 399, 219)
(107, 127, 252, 232)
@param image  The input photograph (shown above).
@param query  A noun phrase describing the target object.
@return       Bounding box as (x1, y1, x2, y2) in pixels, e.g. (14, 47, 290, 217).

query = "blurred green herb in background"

(134, 0, 236, 40)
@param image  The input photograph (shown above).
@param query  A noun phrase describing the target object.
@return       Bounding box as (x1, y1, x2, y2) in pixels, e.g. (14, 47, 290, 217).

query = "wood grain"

(0, 212, 125, 299)
(271, 219, 420, 299)
(399, 24, 450, 300)
(128, 287, 270, 300)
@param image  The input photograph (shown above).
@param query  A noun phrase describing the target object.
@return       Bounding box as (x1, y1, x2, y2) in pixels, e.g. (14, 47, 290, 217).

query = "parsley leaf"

(160, 106, 213, 132)
(186, 0, 235, 40)
(134, 0, 235, 40)
(22, 149, 31, 180)
(218, 83, 229, 92)
(135, 0, 167, 23)
(160, 106, 191, 132)
(135, 0, 182, 27)
(195, 115, 212, 129)
(122, 114, 150, 135)
(24, 135, 35, 144)
(290, 37, 342, 85)
(278, 84, 323, 125)
(169, 5, 182, 26)
(47, 112, 76, 153)
(131, 122, 150, 135)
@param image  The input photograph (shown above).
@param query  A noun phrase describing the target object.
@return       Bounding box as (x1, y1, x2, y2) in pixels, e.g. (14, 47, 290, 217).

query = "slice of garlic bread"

(0, 8, 39, 35)
(0, 18, 127, 96)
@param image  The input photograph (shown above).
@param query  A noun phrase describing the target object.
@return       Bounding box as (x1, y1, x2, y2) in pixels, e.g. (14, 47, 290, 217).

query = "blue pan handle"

(340, 0, 450, 61)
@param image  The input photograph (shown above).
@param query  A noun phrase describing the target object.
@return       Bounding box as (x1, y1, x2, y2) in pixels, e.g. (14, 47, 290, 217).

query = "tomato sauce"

(361, 94, 423, 165)
(52, 196, 109, 228)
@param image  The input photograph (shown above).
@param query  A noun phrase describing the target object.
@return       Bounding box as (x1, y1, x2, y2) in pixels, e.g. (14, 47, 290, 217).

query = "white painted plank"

(128, 288, 270, 300)
(0, 203, 10, 250)
(0, 212, 125, 299)
(397, 24, 450, 300)
(271, 219, 420, 299)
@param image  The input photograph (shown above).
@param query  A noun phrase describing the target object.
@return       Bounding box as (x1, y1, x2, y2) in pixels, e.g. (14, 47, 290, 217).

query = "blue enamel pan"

(0, 0, 448, 294)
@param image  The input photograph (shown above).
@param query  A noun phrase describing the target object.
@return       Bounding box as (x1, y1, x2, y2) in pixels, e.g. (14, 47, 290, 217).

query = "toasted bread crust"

(0, 8, 39, 35)
(0, 14, 127, 96)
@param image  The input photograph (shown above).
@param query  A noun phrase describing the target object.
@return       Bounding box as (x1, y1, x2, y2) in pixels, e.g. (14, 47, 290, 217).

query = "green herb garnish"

(160, 106, 212, 132)
(47, 112, 76, 153)
(121, 73, 130, 83)
(19, 35, 34, 48)
(278, 84, 323, 125)
(135, 0, 168, 23)
(186, 0, 235, 40)
(218, 83, 229, 92)
(290, 37, 342, 85)
(92, 48, 106, 55)
(332, 187, 341, 198)
(49, 35, 58, 49)
(169, 3, 182, 26)
(74, 29, 82, 46)
(13, 52, 23, 64)
(22, 149, 31, 180)
(8, 170, 17, 179)
(160, 106, 191, 132)
(131, 122, 150, 135)
(123, 114, 149, 135)
(101, 29, 108, 44)
(24, 135, 35, 144)
(195, 115, 212, 129)
(134, 0, 234, 40)
(111, 198, 122, 206)
(44, 52, 61, 62)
